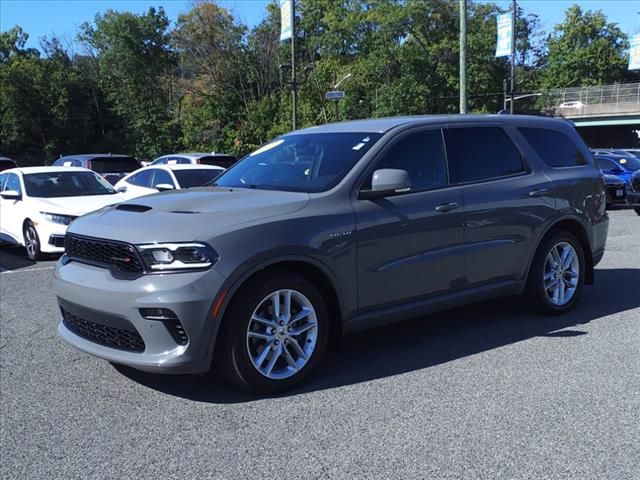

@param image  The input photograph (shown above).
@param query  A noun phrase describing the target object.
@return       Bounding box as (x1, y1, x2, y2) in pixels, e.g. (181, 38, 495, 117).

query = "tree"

(78, 7, 177, 160)
(538, 5, 632, 89)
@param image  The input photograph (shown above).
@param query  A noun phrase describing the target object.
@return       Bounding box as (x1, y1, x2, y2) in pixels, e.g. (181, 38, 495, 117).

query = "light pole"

(459, 0, 467, 114)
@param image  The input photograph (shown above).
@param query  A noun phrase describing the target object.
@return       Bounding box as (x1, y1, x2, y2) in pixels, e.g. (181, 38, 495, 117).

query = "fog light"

(140, 308, 177, 320)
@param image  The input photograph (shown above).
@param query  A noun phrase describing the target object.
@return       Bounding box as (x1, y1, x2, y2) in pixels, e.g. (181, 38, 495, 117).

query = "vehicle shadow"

(0, 245, 60, 271)
(114, 268, 640, 404)
(0, 245, 35, 271)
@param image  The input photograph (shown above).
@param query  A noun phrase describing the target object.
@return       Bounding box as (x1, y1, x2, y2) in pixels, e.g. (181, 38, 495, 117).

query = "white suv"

(0, 167, 126, 261)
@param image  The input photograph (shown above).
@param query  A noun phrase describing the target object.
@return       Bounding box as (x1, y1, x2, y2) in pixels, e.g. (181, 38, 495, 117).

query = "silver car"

(55, 115, 609, 393)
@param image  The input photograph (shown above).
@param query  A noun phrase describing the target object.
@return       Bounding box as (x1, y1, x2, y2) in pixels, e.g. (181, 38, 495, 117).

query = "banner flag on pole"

(495, 13, 513, 57)
(280, 0, 293, 41)
(629, 34, 640, 70)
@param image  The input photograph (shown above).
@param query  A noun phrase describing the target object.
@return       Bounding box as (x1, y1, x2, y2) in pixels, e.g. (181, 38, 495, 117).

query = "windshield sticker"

(352, 142, 366, 151)
(250, 139, 285, 156)
(63, 161, 73, 166)
(620, 158, 627, 164)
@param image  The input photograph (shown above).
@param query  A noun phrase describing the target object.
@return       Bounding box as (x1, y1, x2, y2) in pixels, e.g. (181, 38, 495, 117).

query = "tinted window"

(199, 156, 237, 168)
(5, 173, 21, 193)
(519, 128, 586, 167)
(23, 171, 115, 198)
(151, 157, 168, 165)
(215, 133, 382, 193)
(611, 155, 640, 171)
(174, 169, 223, 188)
(90, 157, 139, 173)
(0, 173, 6, 190)
(364, 130, 447, 191)
(445, 127, 525, 183)
(0, 159, 17, 172)
(151, 169, 174, 187)
(127, 169, 153, 187)
(596, 157, 621, 172)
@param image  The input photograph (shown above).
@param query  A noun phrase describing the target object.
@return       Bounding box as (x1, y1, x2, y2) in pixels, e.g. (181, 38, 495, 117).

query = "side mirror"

(359, 169, 411, 199)
(155, 183, 175, 192)
(0, 190, 21, 200)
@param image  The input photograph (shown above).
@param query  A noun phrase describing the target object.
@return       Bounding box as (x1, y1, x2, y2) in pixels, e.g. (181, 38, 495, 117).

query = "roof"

(292, 114, 569, 134)
(154, 152, 235, 161)
(58, 153, 135, 161)
(4, 166, 91, 175)
(155, 164, 225, 171)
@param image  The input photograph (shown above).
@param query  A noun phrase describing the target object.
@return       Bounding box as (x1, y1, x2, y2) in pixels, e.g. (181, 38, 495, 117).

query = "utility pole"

(459, 0, 467, 114)
(291, 0, 297, 130)
(510, 0, 516, 114)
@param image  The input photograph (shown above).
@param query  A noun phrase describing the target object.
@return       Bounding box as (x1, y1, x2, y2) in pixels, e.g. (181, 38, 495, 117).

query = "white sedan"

(114, 164, 225, 199)
(0, 167, 127, 261)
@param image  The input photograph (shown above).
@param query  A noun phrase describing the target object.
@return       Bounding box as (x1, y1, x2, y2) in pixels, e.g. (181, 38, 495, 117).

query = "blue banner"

(496, 13, 513, 58)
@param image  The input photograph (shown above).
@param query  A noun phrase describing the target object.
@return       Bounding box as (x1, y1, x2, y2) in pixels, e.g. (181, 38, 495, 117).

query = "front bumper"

(35, 221, 68, 253)
(54, 260, 227, 373)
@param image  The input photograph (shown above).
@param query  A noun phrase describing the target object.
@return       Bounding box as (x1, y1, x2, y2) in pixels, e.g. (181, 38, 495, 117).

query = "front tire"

(525, 230, 585, 314)
(634, 207, 640, 216)
(23, 222, 44, 261)
(217, 272, 329, 394)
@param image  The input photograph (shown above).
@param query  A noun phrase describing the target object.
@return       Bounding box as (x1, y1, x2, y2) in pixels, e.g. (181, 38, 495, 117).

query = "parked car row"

(590, 148, 640, 212)
(0, 156, 230, 260)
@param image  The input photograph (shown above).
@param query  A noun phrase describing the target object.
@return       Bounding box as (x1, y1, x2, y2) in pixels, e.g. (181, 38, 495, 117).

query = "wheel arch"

(210, 256, 345, 356)
(527, 217, 594, 286)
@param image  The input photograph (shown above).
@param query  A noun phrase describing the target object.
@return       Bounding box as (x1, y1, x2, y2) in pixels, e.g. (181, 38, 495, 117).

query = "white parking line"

(0, 266, 55, 275)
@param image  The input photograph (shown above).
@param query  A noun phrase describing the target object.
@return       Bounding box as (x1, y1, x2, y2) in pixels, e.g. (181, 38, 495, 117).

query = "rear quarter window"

(519, 128, 586, 168)
(90, 157, 140, 173)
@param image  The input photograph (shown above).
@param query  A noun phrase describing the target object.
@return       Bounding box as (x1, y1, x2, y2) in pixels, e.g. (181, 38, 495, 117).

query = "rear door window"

(444, 127, 525, 183)
(151, 169, 175, 188)
(519, 128, 586, 167)
(127, 169, 153, 187)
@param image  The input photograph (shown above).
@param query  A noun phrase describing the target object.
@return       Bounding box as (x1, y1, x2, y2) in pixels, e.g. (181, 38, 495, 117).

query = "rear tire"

(23, 221, 44, 262)
(216, 271, 329, 394)
(525, 230, 585, 314)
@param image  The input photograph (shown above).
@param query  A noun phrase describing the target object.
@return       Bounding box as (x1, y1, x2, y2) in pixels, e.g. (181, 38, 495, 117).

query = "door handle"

(435, 202, 459, 213)
(529, 188, 550, 197)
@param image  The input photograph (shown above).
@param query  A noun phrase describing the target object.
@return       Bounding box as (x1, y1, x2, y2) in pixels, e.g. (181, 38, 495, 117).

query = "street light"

(334, 73, 352, 89)
(326, 73, 353, 122)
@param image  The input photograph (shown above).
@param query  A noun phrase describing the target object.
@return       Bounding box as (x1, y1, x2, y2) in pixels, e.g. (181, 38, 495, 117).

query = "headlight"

(41, 212, 76, 225)
(137, 242, 218, 272)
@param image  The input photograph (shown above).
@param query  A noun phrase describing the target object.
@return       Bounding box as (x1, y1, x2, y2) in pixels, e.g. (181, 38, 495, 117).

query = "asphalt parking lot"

(1, 208, 639, 480)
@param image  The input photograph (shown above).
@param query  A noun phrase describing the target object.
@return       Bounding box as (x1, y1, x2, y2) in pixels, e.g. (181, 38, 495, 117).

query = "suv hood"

(31, 194, 126, 216)
(67, 187, 310, 244)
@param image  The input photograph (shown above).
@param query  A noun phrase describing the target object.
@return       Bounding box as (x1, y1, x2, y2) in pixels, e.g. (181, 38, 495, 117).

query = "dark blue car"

(594, 154, 639, 184)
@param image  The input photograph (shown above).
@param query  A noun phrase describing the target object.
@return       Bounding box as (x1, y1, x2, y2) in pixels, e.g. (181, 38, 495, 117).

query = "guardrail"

(546, 82, 640, 108)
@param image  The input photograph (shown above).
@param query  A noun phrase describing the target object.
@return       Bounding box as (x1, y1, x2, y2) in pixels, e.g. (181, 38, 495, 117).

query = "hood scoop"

(116, 204, 152, 212)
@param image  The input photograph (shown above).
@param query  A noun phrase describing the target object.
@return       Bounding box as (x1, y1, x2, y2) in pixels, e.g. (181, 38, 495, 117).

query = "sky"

(1, 0, 639, 52)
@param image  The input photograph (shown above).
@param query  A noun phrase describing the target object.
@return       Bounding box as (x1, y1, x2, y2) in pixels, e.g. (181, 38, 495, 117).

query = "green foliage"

(538, 5, 634, 89)
(0, 1, 635, 162)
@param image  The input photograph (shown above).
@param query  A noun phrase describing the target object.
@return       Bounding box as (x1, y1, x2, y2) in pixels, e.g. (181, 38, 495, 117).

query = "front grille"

(62, 308, 145, 352)
(632, 177, 640, 193)
(48, 235, 65, 247)
(65, 234, 144, 274)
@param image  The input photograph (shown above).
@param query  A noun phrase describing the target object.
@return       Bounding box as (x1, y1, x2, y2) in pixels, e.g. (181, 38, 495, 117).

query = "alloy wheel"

(543, 241, 580, 306)
(25, 226, 38, 257)
(246, 289, 318, 380)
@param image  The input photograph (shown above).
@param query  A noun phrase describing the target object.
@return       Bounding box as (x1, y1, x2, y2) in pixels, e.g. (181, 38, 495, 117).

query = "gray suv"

(54, 115, 608, 393)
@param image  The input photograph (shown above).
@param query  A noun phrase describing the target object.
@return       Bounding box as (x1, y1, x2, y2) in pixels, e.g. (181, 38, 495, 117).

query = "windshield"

(23, 171, 116, 198)
(89, 157, 139, 173)
(612, 156, 640, 171)
(174, 169, 223, 188)
(214, 133, 382, 192)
